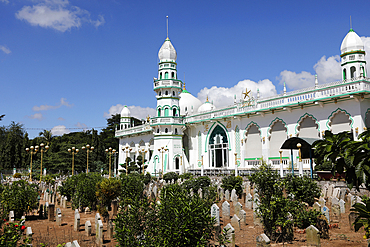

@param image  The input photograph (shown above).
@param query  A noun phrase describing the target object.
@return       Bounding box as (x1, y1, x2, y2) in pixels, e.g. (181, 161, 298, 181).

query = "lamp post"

(234, 153, 238, 177)
(139, 148, 148, 174)
(158, 146, 168, 178)
(68, 147, 79, 176)
(201, 154, 204, 176)
(39, 143, 49, 182)
(105, 147, 116, 178)
(122, 146, 132, 175)
(279, 150, 283, 178)
(82, 144, 94, 174)
(26, 145, 38, 182)
(297, 143, 303, 177)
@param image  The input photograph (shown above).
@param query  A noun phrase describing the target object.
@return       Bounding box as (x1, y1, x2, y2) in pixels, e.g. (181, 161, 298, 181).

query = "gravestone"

(333, 188, 340, 199)
(60, 197, 63, 208)
(74, 213, 80, 231)
(321, 187, 327, 198)
(256, 233, 270, 247)
(230, 189, 237, 202)
(97, 220, 103, 245)
(211, 204, 220, 226)
(72, 240, 80, 247)
(225, 190, 230, 201)
(48, 204, 55, 222)
(26, 227, 33, 241)
(85, 207, 91, 214)
(313, 202, 321, 212)
(9, 211, 14, 222)
(222, 201, 230, 218)
(349, 212, 359, 231)
(327, 184, 334, 198)
(45, 202, 49, 216)
(241, 192, 246, 204)
(319, 198, 326, 208)
(198, 188, 202, 198)
(39, 204, 44, 218)
(112, 200, 118, 216)
(253, 198, 260, 212)
(331, 197, 339, 206)
(321, 206, 330, 223)
(95, 213, 101, 237)
(230, 214, 240, 231)
(339, 199, 346, 214)
(219, 188, 224, 201)
(346, 193, 352, 203)
(85, 220, 91, 236)
(253, 211, 262, 227)
(245, 193, 252, 210)
(234, 202, 242, 216)
(63, 196, 67, 208)
(56, 208, 62, 226)
(238, 209, 247, 225)
(339, 188, 347, 201)
(245, 181, 251, 194)
(223, 223, 235, 247)
(153, 185, 157, 197)
(331, 204, 340, 223)
(306, 225, 320, 247)
(107, 220, 114, 239)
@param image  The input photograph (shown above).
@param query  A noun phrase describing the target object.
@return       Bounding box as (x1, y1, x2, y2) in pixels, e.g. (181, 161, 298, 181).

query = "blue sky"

(1, 0, 370, 138)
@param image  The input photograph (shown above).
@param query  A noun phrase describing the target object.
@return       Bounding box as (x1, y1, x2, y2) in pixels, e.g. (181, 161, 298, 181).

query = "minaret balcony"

(154, 79, 182, 90)
(151, 117, 183, 125)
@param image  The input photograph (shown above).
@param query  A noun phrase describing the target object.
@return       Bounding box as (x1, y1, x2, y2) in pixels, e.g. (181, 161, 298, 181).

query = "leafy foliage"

(179, 172, 193, 180)
(0, 180, 39, 218)
(221, 175, 243, 198)
(294, 208, 322, 229)
(352, 195, 370, 238)
(163, 171, 178, 182)
(284, 175, 321, 206)
(96, 178, 121, 219)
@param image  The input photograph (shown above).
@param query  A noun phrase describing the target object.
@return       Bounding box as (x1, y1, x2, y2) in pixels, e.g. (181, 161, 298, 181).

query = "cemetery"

(0, 165, 370, 247)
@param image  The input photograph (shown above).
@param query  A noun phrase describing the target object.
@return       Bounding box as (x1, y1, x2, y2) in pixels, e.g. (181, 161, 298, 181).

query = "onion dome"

(158, 38, 177, 62)
(179, 84, 202, 115)
(340, 28, 364, 54)
(198, 96, 216, 113)
(120, 105, 131, 117)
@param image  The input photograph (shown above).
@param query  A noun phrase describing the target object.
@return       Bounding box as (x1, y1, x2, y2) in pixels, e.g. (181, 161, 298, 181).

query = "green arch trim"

(295, 113, 320, 135)
(267, 117, 288, 136)
(245, 121, 262, 138)
(326, 108, 354, 130)
(205, 121, 231, 152)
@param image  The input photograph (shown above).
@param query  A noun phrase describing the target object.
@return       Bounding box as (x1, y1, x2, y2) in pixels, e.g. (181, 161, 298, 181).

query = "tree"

(221, 175, 243, 198)
(96, 178, 121, 220)
(0, 114, 4, 121)
(38, 129, 53, 145)
(136, 155, 148, 174)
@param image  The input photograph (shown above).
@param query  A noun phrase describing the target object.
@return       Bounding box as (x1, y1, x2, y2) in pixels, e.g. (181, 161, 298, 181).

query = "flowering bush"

(0, 219, 27, 246)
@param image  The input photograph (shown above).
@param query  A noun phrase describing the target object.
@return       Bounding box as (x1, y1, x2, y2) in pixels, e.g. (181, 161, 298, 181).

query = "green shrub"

(143, 172, 152, 185)
(221, 175, 243, 197)
(179, 172, 193, 180)
(294, 208, 322, 229)
(13, 173, 21, 178)
(284, 175, 321, 206)
(314, 160, 333, 171)
(163, 172, 178, 182)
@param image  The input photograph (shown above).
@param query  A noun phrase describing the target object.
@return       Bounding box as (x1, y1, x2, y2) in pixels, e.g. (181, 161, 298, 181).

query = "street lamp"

(68, 147, 79, 176)
(139, 148, 148, 174)
(122, 146, 132, 175)
(82, 144, 94, 174)
(158, 146, 168, 179)
(26, 145, 38, 182)
(105, 147, 116, 178)
(297, 143, 302, 162)
(39, 143, 49, 182)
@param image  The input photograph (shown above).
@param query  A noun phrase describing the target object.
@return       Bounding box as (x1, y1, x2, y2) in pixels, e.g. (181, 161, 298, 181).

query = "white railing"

(151, 118, 183, 124)
(115, 124, 152, 137)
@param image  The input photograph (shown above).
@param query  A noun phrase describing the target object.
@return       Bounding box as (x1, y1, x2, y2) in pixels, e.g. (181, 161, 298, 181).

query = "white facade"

(116, 28, 370, 176)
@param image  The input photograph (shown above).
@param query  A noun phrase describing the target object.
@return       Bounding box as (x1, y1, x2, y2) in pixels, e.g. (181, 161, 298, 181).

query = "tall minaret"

(150, 18, 184, 175)
(340, 28, 366, 80)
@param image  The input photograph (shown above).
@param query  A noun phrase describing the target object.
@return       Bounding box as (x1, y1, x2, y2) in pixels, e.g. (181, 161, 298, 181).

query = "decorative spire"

(234, 94, 236, 104)
(183, 82, 186, 90)
(206, 95, 209, 102)
(283, 82, 287, 96)
(166, 16, 169, 38)
(257, 88, 260, 99)
(315, 74, 318, 88)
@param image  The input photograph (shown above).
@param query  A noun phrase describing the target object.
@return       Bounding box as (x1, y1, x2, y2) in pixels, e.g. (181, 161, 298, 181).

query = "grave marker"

(306, 225, 320, 247)
(222, 201, 230, 218)
(256, 233, 270, 247)
(234, 202, 242, 216)
(238, 209, 247, 225)
(245, 193, 252, 210)
(74, 213, 80, 231)
(223, 223, 235, 247)
(230, 214, 240, 231)
(321, 206, 330, 223)
(339, 199, 346, 214)
(211, 204, 220, 226)
(85, 220, 91, 236)
(48, 204, 55, 222)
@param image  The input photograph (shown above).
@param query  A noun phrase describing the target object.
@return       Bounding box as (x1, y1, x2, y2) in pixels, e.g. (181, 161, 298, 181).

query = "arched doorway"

(209, 125, 229, 168)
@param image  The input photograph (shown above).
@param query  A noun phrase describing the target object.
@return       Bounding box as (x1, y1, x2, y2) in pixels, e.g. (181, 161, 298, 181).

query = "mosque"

(115, 27, 370, 176)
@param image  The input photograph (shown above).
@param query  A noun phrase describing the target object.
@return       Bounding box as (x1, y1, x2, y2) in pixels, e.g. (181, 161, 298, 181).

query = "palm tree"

(39, 129, 53, 145)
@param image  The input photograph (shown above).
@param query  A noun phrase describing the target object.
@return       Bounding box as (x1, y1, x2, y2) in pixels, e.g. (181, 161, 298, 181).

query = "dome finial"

(166, 16, 169, 38)
(183, 82, 186, 90)
(206, 95, 209, 102)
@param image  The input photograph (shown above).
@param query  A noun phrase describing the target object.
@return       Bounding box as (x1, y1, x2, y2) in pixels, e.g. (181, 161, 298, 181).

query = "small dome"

(158, 38, 177, 62)
(179, 88, 202, 116)
(341, 29, 364, 54)
(198, 98, 216, 113)
(120, 105, 130, 117)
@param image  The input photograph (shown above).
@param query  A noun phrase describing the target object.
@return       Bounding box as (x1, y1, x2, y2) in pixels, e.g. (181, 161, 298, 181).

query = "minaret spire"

(350, 15, 352, 30)
(166, 16, 169, 38)
(283, 82, 287, 96)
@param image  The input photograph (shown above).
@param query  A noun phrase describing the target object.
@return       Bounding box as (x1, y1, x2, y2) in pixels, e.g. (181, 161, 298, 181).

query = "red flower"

(14, 225, 18, 227)
(21, 226, 26, 230)
(3, 219, 5, 222)
(6, 223, 8, 226)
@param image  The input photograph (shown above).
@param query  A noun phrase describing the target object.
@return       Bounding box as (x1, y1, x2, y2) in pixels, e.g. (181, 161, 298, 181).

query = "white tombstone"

(223, 223, 235, 247)
(74, 213, 80, 232)
(211, 204, 220, 226)
(332, 197, 339, 206)
(85, 220, 91, 236)
(230, 189, 237, 202)
(231, 214, 240, 231)
(234, 202, 242, 216)
(238, 209, 247, 225)
(222, 201, 230, 218)
(339, 199, 346, 214)
(26, 227, 33, 239)
(321, 206, 330, 223)
(225, 190, 230, 201)
(9, 211, 14, 222)
(245, 193, 252, 210)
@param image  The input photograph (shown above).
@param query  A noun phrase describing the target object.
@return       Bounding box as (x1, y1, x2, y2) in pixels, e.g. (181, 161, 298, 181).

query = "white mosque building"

(115, 27, 370, 176)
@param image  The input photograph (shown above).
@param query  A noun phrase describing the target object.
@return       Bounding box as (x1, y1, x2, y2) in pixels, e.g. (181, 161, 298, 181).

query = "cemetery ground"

(21, 187, 369, 246)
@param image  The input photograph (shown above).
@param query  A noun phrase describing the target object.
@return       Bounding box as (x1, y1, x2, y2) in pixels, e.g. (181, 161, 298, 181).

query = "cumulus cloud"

(15, 0, 104, 32)
(361, 36, 370, 67)
(104, 104, 156, 120)
(0, 45, 11, 54)
(32, 98, 73, 111)
(278, 70, 315, 91)
(1, 0, 9, 4)
(28, 113, 43, 120)
(51, 125, 70, 136)
(314, 55, 341, 83)
(197, 79, 277, 108)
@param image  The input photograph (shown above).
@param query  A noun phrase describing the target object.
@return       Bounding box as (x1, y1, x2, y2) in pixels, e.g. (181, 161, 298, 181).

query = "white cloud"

(1, 0, 9, 4)
(197, 79, 277, 108)
(15, 0, 104, 32)
(51, 125, 70, 136)
(0, 45, 11, 54)
(279, 70, 315, 90)
(28, 113, 43, 120)
(361, 36, 370, 67)
(313, 55, 341, 83)
(57, 117, 65, 121)
(32, 98, 73, 111)
(104, 104, 156, 120)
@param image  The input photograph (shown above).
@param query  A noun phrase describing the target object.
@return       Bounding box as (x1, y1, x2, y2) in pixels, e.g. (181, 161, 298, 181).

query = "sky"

(2, 0, 370, 138)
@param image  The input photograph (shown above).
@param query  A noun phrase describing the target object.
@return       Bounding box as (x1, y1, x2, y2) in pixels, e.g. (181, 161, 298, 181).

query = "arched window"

(165, 91, 168, 95)
(165, 128, 168, 133)
(350, 66, 356, 78)
(158, 108, 161, 117)
(175, 128, 178, 134)
(159, 91, 161, 96)
(343, 69, 346, 80)
(172, 91, 175, 96)
(209, 125, 229, 168)
(175, 157, 180, 170)
(171, 72, 175, 78)
(165, 72, 169, 79)
(157, 128, 160, 133)
(164, 108, 169, 116)
(160, 72, 162, 79)
(173, 108, 177, 116)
